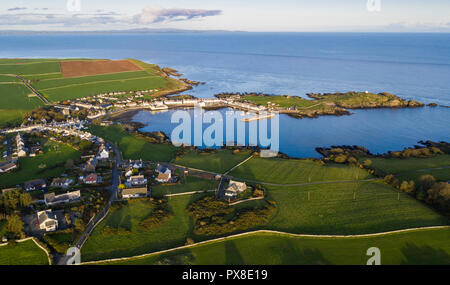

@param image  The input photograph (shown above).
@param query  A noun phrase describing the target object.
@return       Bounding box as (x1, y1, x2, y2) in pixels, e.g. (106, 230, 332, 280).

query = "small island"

(215, 91, 425, 119)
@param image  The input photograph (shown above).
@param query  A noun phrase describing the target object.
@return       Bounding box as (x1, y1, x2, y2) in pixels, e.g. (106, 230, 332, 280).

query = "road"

(15, 75, 50, 104)
(57, 143, 121, 265)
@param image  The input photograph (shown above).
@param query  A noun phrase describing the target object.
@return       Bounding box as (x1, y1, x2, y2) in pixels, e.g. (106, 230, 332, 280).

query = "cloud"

(0, 13, 123, 27)
(385, 21, 450, 32)
(7, 7, 27, 11)
(134, 6, 222, 24)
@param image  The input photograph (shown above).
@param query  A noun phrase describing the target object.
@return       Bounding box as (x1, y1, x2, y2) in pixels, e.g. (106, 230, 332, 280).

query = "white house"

(44, 190, 81, 206)
(97, 148, 109, 159)
(122, 187, 148, 199)
(224, 180, 247, 199)
(37, 210, 58, 232)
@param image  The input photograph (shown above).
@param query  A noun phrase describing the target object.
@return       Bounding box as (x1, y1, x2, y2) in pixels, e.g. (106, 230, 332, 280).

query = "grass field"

(230, 157, 372, 184)
(396, 168, 450, 182)
(265, 181, 447, 235)
(82, 179, 449, 262)
(0, 141, 80, 188)
(174, 150, 253, 174)
(0, 83, 44, 109)
(40, 76, 168, 101)
(0, 240, 49, 265)
(89, 125, 176, 162)
(0, 58, 186, 103)
(0, 75, 20, 82)
(81, 196, 192, 261)
(0, 109, 28, 127)
(32, 71, 151, 90)
(362, 154, 450, 174)
(151, 176, 219, 197)
(103, 228, 450, 265)
(0, 61, 61, 75)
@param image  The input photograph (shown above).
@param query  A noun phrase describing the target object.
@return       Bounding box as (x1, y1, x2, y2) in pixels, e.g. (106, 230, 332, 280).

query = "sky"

(0, 0, 449, 32)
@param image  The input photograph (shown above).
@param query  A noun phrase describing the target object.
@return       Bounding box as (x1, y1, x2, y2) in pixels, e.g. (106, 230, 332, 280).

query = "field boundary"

(38, 75, 159, 91)
(0, 237, 52, 265)
(81, 225, 450, 265)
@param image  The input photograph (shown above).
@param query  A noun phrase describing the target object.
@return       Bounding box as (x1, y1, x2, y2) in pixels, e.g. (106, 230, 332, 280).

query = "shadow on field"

(154, 248, 195, 265)
(225, 241, 245, 264)
(279, 240, 332, 265)
(400, 243, 450, 265)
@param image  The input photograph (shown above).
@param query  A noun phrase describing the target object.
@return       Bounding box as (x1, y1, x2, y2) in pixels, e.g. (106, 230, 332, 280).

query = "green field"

(0, 58, 186, 103)
(0, 75, 20, 83)
(363, 155, 450, 174)
(0, 83, 44, 109)
(0, 109, 28, 127)
(230, 157, 372, 184)
(174, 150, 252, 174)
(265, 181, 447, 235)
(40, 76, 168, 102)
(0, 141, 80, 188)
(0, 61, 61, 75)
(0, 240, 49, 265)
(151, 176, 219, 197)
(89, 125, 176, 162)
(242, 95, 324, 110)
(103, 228, 450, 265)
(32, 71, 151, 89)
(396, 168, 450, 183)
(81, 196, 192, 261)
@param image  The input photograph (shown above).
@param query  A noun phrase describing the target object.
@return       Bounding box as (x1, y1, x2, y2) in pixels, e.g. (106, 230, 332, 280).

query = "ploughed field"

(0, 58, 186, 126)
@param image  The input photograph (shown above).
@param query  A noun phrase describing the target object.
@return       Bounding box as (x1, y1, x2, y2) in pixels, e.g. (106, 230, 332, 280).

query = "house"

(44, 190, 81, 206)
(97, 146, 109, 160)
(224, 180, 247, 199)
(82, 158, 97, 173)
(122, 187, 148, 199)
(120, 159, 143, 169)
(84, 173, 99, 184)
(1, 188, 18, 195)
(124, 166, 134, 177)
(24, 179, 47, 192)
(0, 161, 17, 173)
(50, 178, 73, 189)
(37, 210, 58, 232)
(127, 175, 147, 187)
(155, 170, 171, 183)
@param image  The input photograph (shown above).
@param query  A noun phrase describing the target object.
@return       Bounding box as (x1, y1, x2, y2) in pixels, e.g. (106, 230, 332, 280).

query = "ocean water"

(1, 33, 449, 157)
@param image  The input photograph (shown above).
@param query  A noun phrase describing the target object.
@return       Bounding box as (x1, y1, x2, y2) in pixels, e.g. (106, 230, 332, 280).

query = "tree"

(417, 175, 436, 192)
(74, 219, 85, 232)
(6, 214, 24, 238)
(65, 159, 75, 170)
(19, 192, 32, 208)
(400, 180, 415, 194)
(334, 154, 347, 164)
(363, 159, 372, 167)
(118, 184, 126, 190)
(79, 140, 93, 152)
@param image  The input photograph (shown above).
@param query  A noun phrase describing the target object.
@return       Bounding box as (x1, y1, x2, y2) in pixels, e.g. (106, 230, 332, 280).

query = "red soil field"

(59, 60, 142, 78)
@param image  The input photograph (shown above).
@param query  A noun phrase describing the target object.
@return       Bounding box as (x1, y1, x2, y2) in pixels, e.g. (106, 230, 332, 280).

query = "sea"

(1, 32, 449, 157)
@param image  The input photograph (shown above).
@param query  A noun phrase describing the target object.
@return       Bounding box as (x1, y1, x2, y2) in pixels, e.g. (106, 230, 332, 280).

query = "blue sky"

(0, 0, 449, 32)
